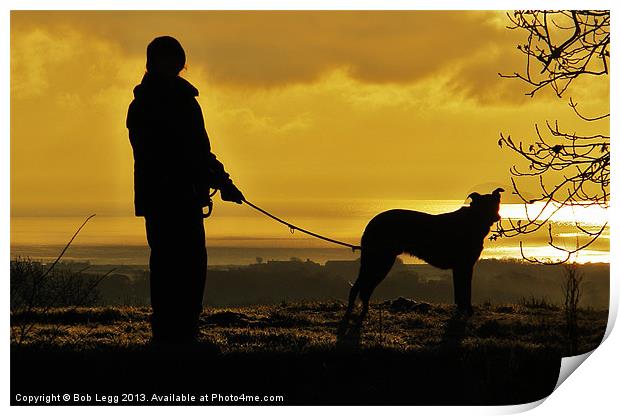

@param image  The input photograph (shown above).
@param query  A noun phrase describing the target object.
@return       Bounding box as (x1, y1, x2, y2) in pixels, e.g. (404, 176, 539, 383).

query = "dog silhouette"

(347, 188, 504, 319)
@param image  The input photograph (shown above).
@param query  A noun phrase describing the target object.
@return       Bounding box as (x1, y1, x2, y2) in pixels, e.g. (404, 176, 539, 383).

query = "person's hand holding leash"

(220, 182, 245, 204)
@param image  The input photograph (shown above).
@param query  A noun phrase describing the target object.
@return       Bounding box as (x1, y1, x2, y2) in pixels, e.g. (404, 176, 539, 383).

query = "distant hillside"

(36, 258, 609, 310)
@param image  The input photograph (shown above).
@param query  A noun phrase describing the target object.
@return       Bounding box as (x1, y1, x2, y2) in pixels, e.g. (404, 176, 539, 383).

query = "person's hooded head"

(146, 36, 186, 77)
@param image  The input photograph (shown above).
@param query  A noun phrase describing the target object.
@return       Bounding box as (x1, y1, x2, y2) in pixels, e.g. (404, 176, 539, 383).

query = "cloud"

(12, 10, 528, 99)
(10, 26, 144, 216)
(11, 29, 75, 98)
(10, 11, 608, 217)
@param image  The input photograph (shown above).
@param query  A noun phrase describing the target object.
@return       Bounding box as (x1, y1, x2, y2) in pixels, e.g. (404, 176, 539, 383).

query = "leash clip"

(202, 199, 214, 218)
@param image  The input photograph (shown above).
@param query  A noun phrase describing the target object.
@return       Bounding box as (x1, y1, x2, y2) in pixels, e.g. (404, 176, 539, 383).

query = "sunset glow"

(10, 11, 610, 264)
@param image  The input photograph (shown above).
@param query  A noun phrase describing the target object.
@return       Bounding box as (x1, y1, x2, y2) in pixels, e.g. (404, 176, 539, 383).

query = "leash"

(242, 199, 361, 252)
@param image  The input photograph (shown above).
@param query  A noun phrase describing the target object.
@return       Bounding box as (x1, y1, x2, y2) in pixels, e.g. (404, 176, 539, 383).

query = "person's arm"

(191, 99, 244, 203)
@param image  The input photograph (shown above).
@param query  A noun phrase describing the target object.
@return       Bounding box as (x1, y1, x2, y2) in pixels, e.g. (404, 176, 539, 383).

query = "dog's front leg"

(463, 265, 474, 315)
(452, 265, 473, 314)
(452, 268, 465, 309)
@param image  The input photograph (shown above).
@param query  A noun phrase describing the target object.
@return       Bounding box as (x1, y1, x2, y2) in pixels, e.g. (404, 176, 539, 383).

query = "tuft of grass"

(11, 306, 149, 325)
(519, 296, 559, 311)
(268, 309, 315, 328)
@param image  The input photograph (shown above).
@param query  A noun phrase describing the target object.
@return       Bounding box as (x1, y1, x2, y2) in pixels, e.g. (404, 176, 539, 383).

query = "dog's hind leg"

(345, 280, 361, 317)
(358, 251, 397, 320)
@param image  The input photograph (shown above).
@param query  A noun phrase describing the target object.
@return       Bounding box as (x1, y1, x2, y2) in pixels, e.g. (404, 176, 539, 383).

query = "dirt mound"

(203, 311, 251, 326)
(382, 297, 431, 313)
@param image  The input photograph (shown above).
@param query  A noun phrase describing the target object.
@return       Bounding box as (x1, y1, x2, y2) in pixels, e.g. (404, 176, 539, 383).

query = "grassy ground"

(11, 300, 607, 405)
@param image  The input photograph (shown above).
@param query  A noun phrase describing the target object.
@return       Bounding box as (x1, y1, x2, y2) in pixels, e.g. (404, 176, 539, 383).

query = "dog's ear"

(492, 188, 505, 200)
(468, 192, 481, 202)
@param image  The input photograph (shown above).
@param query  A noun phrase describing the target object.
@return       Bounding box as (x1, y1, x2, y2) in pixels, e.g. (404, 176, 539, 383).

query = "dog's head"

(467, 188, 504, 224)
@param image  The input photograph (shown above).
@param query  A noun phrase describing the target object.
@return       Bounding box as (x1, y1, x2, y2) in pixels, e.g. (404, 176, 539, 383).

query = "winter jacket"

(126, 74, 232, 216)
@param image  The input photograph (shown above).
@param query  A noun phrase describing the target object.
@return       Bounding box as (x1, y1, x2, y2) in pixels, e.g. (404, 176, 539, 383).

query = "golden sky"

(11, 11, 610, 224)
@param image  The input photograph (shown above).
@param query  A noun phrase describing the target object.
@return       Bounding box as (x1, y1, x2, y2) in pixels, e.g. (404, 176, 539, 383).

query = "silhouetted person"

(126, 36, 244, 344)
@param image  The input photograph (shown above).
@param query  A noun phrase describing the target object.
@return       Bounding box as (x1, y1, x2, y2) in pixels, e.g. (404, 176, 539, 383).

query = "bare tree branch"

(500, 10, 609, 98)
(494, 10, 609, 264)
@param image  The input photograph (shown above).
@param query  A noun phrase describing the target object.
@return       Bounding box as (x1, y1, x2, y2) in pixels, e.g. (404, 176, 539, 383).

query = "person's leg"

(145, 214, 176, 342)
(175, 212, 207, 341)
(145, 209, 207, 343)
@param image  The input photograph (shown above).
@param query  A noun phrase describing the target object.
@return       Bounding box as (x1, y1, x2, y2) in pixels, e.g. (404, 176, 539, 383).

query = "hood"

(133, 73, 199, 99)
